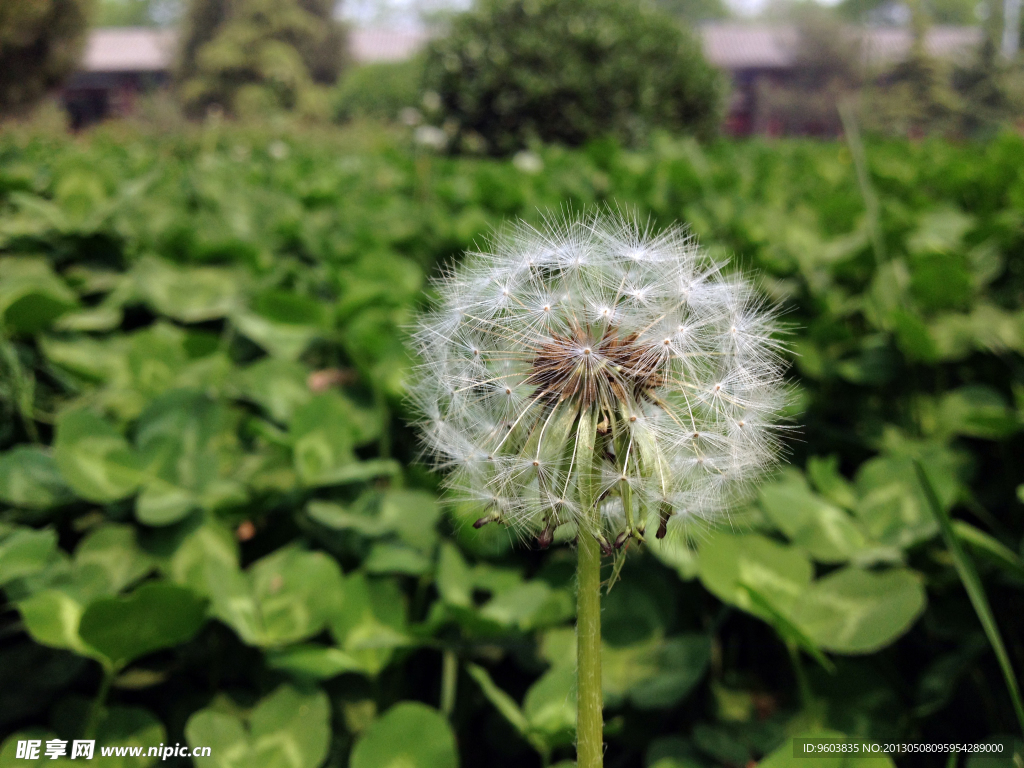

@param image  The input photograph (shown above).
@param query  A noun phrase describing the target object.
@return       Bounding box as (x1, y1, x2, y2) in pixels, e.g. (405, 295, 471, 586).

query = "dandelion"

(408, 211, 789, 767)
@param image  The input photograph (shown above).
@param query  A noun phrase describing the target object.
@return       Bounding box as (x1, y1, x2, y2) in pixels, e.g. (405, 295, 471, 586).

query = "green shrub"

(333, 57, 424, 122)
(422, 0, 723, 154)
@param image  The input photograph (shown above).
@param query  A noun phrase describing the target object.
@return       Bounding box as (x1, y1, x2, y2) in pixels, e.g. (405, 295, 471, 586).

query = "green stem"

(577, 530, 603, 768)
(838, 98, 885, 266)
(440, 648, 458, 717)
(83, 666, 115, 740)
(913, 460, 1024, 738)
(786, 641, 813, 712)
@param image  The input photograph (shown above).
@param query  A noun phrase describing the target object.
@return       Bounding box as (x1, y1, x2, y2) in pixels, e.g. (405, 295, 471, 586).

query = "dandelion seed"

(409, 210, 789, 546)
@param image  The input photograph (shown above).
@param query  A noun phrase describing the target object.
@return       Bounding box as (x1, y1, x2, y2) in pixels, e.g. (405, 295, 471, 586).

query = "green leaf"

(183, 544, 345, 649)
(239, 358, 312, 423)
(0, 257, 77, 335)
(0, 707, 165, 768)
(185, 685, 331, 768)
(925, 385, 1020, 440)
(952, 521, 1024, 580)
(914, 461, 1024, 736)
(350, 702, 458, 768)
(73, 524, 154, 594)
(133, 390, 242, 525)
(53, 410, 142, 504)
(760, 473, 869, 563)
(17, 589, 97, 658)
(0, 527, 57, 586)
(523, 663, 577, 745)
(363, 542, 431, 575)
(697, 532, 813, 621)
(853, 449, 954, 549)
(329, 573, 408, 676)
(132, 256, 241, 323)
(77, 581, 207, 668)
(466, 663, 531, 736)
(233, 290, 326, 360)
(379, 489, 440, 551)
(621, 635, 712, 709)
(266, 643, 365, 679)
(436, 543, 473, 608)
(0, 447, 74, 509)
(790, 567, 926, 654)
(290, 394, 358, 485)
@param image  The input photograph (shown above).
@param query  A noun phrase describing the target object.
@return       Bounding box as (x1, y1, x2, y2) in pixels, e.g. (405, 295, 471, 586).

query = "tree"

(176, 0, 347, 119)
(422, 0, 723, 155)
(654, 0, 730, 22)
(0, 0, 94, 117)
(96, 0, 182, 26)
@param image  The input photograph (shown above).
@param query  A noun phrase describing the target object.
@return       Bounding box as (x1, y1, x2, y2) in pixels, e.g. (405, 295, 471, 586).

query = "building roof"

(700, 22, 983, 70)
(79, 23, 983, 75)
(83, 27, 176, 72)
(349, 28, 431, 62)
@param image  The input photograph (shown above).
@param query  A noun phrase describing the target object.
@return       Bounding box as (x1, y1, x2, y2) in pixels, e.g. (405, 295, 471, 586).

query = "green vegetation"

(0, 0, 94, 117)
(334, 58, 425, 123)
(0, 122, 1023, 766)
(175, 0, 347, 119)
(422, 0, 723, 154)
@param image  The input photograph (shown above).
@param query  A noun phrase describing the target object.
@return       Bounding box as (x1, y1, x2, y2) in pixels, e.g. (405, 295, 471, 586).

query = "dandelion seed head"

(409, 211, 790, 544)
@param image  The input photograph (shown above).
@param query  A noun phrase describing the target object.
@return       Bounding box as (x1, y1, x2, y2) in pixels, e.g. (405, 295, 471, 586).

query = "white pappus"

(408, 211, 789, 551)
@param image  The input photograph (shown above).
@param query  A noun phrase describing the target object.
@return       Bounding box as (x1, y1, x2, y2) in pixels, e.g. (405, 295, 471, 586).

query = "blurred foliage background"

(1, 0, 1024, 766)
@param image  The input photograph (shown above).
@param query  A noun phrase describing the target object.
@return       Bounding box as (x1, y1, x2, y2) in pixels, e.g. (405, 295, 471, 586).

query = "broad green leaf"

(173, 537, 344, 649)
(523, 663, 576, 745)
(0, 527, 57, 585)
(379, 489, 440, 551)
(17, 589, 97, 658)
(133, 390, 243, 524)
(233, 290, 326, 360)
(0, 707, 165, 768)
(760, 473, 869, 563)
(239, 358, 312, 423)
(0, 447, 74, 509)
(350, 702, 458, 768)
(186, 685, 330, 768)
(697, 532, 813, 621)
(363, 542, 431, 575)
(805, 455, 858, 511)
(791, 567, 926, 654)
(603, 633, 712, 709)
(53, 410, 142, 504)
(436, 543, 473, 608)
(329, 573, 408, 676)
(853, 448, 956, 549)
(73, 524, 154, 594)
(290, 394, 358, 486)
(923, 385, 1020, 440)
(132, 256, 241, 323)
(78, 581, 207, 668)
(0, 257, 77, 334)
(647, 535, 699, 580)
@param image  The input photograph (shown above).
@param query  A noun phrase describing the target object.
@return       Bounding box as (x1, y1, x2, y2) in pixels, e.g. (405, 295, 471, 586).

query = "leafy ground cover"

(0, 121, 1022, 767)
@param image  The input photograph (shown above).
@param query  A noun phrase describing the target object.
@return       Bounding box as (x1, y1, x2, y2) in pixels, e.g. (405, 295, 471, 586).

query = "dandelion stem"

(576, 410, 604, 768)
(577, 529, 603, 768)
